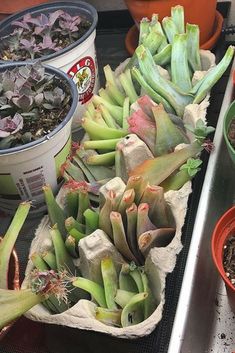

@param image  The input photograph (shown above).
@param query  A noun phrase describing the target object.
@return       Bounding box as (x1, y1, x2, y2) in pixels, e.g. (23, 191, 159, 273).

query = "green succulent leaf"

(180, 158, 202, 177)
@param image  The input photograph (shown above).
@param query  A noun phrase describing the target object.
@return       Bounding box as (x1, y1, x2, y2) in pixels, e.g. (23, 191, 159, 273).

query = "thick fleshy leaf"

(0, 114, 23, 137)
(12, 95, 33, 111)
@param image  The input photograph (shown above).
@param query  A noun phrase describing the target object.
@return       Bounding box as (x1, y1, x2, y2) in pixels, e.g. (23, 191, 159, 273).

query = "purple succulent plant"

(0, 62, 71, 149)
(0, 114, 23, 138)
(0, 10, 91, 61)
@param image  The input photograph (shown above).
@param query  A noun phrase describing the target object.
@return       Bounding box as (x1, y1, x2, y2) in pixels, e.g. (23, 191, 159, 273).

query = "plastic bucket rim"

(0, 0, 98, 64)
(211, 205, 235, 293)
(0, 61, 78, 156)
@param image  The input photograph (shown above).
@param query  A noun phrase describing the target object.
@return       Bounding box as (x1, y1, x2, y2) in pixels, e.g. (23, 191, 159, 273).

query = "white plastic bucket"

(0, 63, 78, 214)
(0, 1, 99, 131)
(45, 29, 99, 131)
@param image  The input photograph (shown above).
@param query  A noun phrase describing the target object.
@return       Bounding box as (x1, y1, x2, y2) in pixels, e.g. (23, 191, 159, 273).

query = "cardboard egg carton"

(22, 50, 215, 338)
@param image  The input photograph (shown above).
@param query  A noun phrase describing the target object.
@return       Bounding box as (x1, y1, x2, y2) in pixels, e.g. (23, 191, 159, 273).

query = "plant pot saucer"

(125, 10, 223, 56)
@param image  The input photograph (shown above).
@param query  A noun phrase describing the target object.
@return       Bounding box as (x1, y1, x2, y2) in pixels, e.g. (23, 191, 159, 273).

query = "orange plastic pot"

(125, 0, 217, 46)
(0, 238, 20, 341)
(211, 206, 235, 313)
(0, 0, 50, 20)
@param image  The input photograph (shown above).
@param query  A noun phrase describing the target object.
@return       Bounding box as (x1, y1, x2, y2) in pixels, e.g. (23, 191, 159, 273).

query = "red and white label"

(67, 56, 96, 104)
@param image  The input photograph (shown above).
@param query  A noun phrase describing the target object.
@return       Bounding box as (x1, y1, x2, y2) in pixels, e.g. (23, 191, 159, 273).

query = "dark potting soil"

(228, 118, 235, 149)
(0, 12, 91, 61)
(22, 79, 72, 138)
(223, 234, 235, 288)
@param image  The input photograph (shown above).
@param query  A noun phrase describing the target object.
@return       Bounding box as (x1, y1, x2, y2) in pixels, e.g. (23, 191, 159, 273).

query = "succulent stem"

(43, 184, 67, 238)
(101, 257, 118, 310)
(72, 277, 107, 308)
(95, 307, 122, 327)
(0, 201, 31, 289)
(110, 212, 137, 262)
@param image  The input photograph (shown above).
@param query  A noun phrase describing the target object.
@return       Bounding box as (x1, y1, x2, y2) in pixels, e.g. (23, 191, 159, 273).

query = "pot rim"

(223, 100, 235, 157)
(0, 61, 78, 155)
(211, 205, 235, 293)
(0, 1, 98, 64)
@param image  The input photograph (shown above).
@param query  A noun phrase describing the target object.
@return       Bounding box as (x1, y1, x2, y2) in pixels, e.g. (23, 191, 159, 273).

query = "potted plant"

(124, 0, 223, 54)
(211, 206, 235, 313)
(0, 1, 99, 129)
(0, 61, 78, 214)
(223, 100, 235, 165)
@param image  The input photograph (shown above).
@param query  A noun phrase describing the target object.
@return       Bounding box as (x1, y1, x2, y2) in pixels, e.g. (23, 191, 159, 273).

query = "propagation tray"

(0, 7, 234, 353)
(168, 54, 235, 353)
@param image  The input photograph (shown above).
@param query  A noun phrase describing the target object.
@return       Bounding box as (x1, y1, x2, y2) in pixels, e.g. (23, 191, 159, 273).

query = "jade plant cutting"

(0, 62, 72, 149)
(0, 10, 91, 61)
(42, 183, 100, 258)
(98, 177, 175, 263)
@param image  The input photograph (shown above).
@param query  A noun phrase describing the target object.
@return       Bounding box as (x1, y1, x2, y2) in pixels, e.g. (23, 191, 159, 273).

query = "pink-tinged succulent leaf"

(130, 140, 203, 186)
(2, 78, 15, 92)
(22, 13, 40, 26)
(34, 93, 44, 106)
(153, 104, 189, 156)
(128, 109, 156, 153)
(136, 203, 156, 237)
(0, 114, 23, 137)
(59, 13, 81, 32)
(11, 20, 31, 31)
(49, 10, 64, 26)
(4, 91, 14, 100)
(20, 38, 35, 49)
(39, 35, 60, 51)
(12, 95, 33, 111)
(135, 95, 157, 120)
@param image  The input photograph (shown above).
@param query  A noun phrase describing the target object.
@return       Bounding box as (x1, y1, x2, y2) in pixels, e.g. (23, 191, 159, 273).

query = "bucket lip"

(0, 61, 78, 155)
(0, 1, 98, 64)
(223, 100, 235, 157)
(211, 205, 235, 293)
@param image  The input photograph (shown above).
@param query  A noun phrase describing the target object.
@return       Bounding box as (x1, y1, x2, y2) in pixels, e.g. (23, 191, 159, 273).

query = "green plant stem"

(0, 201, 31, 289)
(86, 151, 116, 166)
(101, 257, 118, 310)
(95, 307, 121, 327)
(73, 277, 107, 307)
(110, 211, 137, 262)
(43, 185, 67, 238)
(83, 139, 120, 151)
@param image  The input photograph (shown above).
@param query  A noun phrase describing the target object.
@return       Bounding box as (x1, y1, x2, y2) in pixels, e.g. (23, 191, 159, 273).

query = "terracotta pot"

(0, 238, 20, 341)
(124, 0, 217, 46)
(0, 0, 50, 20)
(211, 206, 235, 313)
(125, 10, 223, 55)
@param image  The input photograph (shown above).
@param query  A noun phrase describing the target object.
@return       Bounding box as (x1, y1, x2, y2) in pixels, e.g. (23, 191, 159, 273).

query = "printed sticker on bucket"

(67, 56, 96, 104)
